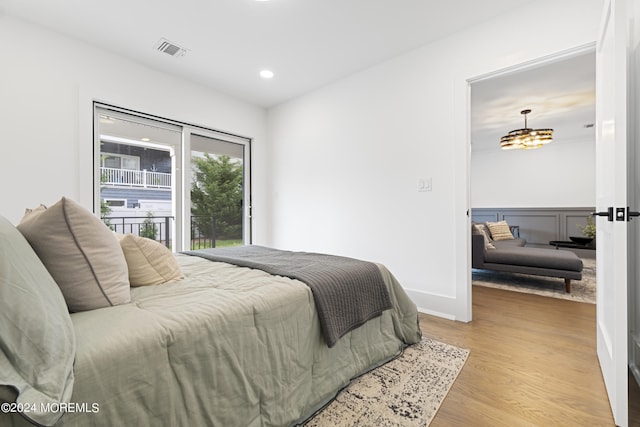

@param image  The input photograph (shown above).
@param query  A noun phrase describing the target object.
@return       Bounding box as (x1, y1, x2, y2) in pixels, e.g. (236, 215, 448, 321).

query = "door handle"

(591, 207, 614, 222)
(628, 207, 640, 221)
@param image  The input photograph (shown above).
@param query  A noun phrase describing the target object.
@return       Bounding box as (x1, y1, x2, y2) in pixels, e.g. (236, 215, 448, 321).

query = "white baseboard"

(405, 288, 469, 322)
(416, 306, 456, 320)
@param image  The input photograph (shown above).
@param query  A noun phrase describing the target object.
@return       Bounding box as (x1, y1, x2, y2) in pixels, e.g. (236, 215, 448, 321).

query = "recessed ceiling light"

(141, 137, 151, 142)
(260, 69, 274, 79)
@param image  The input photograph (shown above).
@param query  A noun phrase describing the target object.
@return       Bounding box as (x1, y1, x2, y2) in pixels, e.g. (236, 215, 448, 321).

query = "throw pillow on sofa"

(487, 220, 514, 241)
(17, 197, 130, 312)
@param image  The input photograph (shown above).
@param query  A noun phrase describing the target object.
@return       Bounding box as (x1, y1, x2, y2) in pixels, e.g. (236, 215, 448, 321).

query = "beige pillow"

(17, 197, 130, 312)
(117, 234, 182, 286)
(22, 203, 47, 219)
(486, 220, 514, 241)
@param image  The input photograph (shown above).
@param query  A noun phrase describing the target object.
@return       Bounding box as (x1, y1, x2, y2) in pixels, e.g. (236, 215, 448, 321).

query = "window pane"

(96, 107, 180, 248)
(122, 157, 139, 170)
(190, 134, 245, 249)
(103, 156, 121, 168)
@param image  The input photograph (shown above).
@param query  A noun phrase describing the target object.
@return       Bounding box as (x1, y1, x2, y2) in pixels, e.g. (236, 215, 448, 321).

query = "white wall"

(267, 0, 604, 320)
(0, 15, 270, 244)
(0, 2, 606, 321)
(471, 138, 596, 207)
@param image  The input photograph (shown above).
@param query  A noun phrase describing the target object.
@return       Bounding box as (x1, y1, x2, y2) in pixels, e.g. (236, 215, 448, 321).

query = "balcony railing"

(105, 216, 173, 248)
(100, 167, 171, 189)
(102, 215, 218, 250)
(191, 215, 216, 250)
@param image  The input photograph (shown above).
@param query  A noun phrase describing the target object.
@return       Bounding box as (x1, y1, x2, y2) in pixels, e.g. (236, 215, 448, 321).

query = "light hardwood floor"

(422, 285, 617, 426)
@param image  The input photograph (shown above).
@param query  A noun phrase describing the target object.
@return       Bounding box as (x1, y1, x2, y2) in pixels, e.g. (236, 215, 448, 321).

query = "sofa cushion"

(0, 215, 75, 426)
(486, 220, 514, 241)
(492, 238, 527, 249)
(484, 247, 583, 272)
(17, 197, 130, 312)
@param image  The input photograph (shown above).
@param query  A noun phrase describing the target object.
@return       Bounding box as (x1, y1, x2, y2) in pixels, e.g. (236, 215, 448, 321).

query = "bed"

(0, 198, 421, 427)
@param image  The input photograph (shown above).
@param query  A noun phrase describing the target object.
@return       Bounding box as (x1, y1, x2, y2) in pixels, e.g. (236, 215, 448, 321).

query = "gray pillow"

(0, 214, 75, 426)
(472, 223, 495, 250)
(17, 197, 130, 312)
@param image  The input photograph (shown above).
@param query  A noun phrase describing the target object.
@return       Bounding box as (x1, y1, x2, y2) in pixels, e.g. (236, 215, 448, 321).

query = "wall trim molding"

(472, 207, 595, 256)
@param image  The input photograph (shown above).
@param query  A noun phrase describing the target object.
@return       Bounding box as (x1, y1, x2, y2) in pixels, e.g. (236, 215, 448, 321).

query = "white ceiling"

(471, 50, 596, 152)
(1, 0, 537, 108)
(2, 0, 594, 149)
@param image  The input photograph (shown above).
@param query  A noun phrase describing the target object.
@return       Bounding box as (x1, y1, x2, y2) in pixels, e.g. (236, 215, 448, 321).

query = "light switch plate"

(418, 178, 432, 192)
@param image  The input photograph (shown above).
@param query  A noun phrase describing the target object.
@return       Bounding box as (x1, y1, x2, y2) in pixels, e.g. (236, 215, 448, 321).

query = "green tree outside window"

(191, 154, 243, 242)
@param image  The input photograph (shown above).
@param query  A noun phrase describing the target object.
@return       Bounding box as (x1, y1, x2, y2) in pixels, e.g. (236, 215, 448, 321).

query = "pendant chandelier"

(500, 109, 553, 150)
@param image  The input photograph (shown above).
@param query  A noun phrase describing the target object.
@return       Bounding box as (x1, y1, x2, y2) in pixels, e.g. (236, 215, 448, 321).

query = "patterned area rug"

(473, 257, 596, 304)
(304, 338, 469, 426)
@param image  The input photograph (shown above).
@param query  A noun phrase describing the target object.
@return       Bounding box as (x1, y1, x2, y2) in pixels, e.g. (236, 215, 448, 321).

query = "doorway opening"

(468, 46, 596, 305)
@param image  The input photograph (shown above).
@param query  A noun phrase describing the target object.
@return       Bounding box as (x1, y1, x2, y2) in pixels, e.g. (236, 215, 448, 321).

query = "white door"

(595, 0, 629, 425)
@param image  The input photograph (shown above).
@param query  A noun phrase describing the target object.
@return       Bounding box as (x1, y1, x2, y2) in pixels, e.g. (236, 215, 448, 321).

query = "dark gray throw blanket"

(182, 245, 392, 348)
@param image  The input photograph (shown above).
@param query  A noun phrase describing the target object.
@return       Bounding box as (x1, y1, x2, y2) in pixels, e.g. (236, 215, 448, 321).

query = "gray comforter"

(183, 245, 392, 347)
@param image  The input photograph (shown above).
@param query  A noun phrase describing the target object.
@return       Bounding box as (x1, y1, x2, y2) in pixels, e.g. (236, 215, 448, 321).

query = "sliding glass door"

(94, 104, 251, 251)
(188, 132, 248, 249)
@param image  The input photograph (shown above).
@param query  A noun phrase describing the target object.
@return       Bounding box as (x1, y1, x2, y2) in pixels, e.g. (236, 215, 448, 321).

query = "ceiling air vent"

(155, 38, 187, 57)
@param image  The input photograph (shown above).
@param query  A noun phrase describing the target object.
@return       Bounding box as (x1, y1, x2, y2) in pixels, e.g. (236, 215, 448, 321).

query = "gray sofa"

(472, 227, 583, 293)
